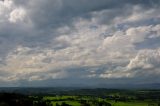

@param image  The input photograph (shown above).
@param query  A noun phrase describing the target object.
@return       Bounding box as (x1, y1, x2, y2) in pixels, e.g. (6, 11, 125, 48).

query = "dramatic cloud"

(0, 0, 160, 87)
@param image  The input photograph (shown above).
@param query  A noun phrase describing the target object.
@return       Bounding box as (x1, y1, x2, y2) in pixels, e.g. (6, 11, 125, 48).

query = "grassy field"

(0, 89, 160, 106)
(42, 96, 159, 106)
(51, 101, 81, 106)
(43, 96, 81, 106)
(49, 100, 153, 106)
(43, 96, 77, 100)
(51, 101, 157, 106)
(108, 101, 148, 106)
(32, 89, 160, 106)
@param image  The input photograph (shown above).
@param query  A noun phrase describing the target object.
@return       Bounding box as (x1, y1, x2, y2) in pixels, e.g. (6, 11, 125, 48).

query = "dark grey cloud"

(0, 0, 160, 87)
(13, 0, 160, 29)
(135, 37, 160, 49)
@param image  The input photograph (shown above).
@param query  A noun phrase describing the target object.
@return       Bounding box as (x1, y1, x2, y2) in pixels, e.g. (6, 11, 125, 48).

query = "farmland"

(0, 88, 160, 106)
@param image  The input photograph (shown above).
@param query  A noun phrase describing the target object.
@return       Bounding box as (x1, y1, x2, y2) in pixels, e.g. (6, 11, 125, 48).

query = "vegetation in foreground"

(0, 89, 160, 106)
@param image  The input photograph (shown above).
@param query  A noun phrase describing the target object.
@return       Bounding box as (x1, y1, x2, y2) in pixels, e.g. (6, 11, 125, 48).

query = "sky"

(0, 0, 160, 87)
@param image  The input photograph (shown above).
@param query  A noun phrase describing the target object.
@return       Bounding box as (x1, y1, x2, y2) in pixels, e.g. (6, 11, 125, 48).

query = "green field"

(43, 96, 77, 100)
(51, 101, 149, 106)
(109, 101, 148, 106)
(41, 95, 159, 106)
(0, 89, 160, 106)
(51, 101, 81, 106)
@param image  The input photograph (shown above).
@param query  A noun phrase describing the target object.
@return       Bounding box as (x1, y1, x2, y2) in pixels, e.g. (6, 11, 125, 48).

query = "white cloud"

(0, 0, 13, 22)
(9, 8, 26, 23)
(1, 22, 159, 82)
(0, 0, 160, 86)
(127, 49, 160, 70)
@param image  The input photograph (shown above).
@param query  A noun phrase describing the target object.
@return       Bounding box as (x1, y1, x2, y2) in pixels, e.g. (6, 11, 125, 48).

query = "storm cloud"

(0, 0, 160, 87)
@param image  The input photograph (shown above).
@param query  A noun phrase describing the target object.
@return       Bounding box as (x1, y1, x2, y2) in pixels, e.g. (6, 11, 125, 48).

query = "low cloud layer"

(0, 0, 160, 87)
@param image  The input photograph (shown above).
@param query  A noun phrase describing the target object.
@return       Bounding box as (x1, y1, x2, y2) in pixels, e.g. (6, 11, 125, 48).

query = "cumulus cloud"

(9, 7, 26, 23)
(0, 0, 160, 86)
(127, 49, 160, 70)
